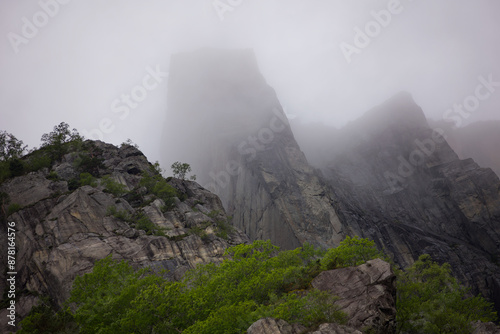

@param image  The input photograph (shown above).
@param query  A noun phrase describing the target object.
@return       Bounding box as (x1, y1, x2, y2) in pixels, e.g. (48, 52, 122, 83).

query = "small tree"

(171, 162, 196, 180)
(40, 122, 82, 161)
(0, 131, 27, 161)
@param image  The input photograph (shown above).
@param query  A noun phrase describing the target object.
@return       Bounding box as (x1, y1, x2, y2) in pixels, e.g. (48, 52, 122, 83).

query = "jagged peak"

(344, 91, 429, 136)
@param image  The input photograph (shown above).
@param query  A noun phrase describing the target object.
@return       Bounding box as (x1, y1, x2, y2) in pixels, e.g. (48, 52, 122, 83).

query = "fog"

(1, 0, 499, 167)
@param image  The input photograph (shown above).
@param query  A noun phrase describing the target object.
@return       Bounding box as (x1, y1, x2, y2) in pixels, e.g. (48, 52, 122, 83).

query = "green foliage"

(396, 254, 497, 334)
(7, 203, 22, 216)
(40, 122, 83, 162)
(320, 235, 384, 270)
(171, 161, 196, 180)
(79, 172, 97, 187)
(69, 255, 163, 334)
(140, 162, 177, 209)
(134, 211, 165, 236)
(0, 130, 27, 161)
(261, 289, 347, 328)
(101, 175, 128, 197)
(46, 170, 59, 181)
(106, 205, 131, 221)
(68, 240, 338, 333)
(18, 297, 76, 334)
(25, 151, 52, 172)
(8, 158, 25, 177)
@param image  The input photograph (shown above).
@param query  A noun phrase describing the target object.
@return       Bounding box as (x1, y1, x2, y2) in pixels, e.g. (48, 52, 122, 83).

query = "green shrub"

(134, 212, 164, 236)
(140, 163, 177, 209)
(18, 297, 76, 334)
(67, 179, 79, 191)
(102, 175, 128, 197)
(106, 205, 131, 221)
(46, 171, 59, 181)
(79, 172, 97, 187)
(320, 236, 384, 270)
(8, 158, 25, 177)
(396, 254, 497, 334)
(73, 151, 104, 177)
(7, 203, 22, 216)
(26, 151, 52, 172)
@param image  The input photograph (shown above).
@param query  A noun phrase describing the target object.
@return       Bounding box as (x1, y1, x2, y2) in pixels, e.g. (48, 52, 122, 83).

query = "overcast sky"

(1, 0, 499, 162)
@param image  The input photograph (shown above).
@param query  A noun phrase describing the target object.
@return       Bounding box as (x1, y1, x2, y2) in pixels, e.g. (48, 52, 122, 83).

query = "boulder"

(311, 259, 396, 333)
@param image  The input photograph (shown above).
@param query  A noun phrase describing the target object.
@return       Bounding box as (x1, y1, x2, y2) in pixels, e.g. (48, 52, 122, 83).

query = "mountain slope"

(161, 48, 500, 313)
(0, 140, 248, 332)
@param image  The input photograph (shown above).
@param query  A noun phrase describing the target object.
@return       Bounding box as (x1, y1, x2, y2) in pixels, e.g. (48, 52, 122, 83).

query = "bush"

(320, 236, 384, 270)
(68, 240, 334, 333)
(101, 175, 128, 197)
(79, 172, 97, 187)
(106, 205, 131, 221)
(73, 148, 104, 177)
(40, 122, 83, 162)
(7, 203, 22, 216)
(8, 158, 25, 177)
(18, 297, 76, 334)
(396, 254, 497, 334)
(46, 171, 59, 181)
(140, 163, 177, 209)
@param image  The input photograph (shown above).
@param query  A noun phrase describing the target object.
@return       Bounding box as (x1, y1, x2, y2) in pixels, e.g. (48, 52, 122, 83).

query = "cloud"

(0, 0, 499, 164)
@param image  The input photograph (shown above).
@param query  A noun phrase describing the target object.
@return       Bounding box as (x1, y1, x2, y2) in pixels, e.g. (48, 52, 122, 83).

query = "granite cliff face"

(162, 48, 345, 250)
(0, 140, 248, 331)
(162, 49, 500, 312)
(310, 92, 500, 311)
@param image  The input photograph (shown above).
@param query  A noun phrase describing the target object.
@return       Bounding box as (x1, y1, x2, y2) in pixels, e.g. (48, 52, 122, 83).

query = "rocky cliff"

(161, 49, 500, 313)
(311, 92, 500, 312)
(0, 140, 248, 332)
(162, 48, 345, 250)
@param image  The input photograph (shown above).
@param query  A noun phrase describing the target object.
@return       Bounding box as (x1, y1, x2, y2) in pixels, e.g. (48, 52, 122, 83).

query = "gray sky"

(1, 0, 499, 163)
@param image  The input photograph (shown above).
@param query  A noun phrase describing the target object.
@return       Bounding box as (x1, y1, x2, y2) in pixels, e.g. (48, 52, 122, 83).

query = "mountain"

(0, 140, 248, 332)
(162, 49, 500, 313)
(162, 48, 345, 250)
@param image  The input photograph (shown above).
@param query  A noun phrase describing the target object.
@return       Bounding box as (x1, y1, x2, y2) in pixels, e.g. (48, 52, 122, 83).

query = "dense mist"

(1, 0, 499, 173)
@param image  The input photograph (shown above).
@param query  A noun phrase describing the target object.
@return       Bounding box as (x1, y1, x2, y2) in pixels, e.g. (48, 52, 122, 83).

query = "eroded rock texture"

(0, 141, 248, 332)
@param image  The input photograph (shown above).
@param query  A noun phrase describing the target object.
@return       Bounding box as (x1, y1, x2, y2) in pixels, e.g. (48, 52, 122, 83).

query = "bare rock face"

(246, 318, 363, 334)
(311, 259, 396, 334)
(247, 318, 306, 334)
(472, 321, 500, 334)
(162, 49, 500, 313)
(162, 48, 345, 250)
(0, 141, 248, 332)
(309, 323, 363, 334)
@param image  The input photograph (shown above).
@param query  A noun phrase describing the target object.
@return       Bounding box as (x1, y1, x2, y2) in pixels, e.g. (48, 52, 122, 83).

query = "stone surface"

(161, 49, 500, 314)
(309, 323, 362, 334)
(472, 321, 500, 334)
(247, 318, 306, 334)
(0, 141, 249, 332)
(311, 259, 396, 333)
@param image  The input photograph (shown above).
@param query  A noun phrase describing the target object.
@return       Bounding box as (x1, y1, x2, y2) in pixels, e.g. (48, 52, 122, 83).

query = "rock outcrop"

(0, 140, 248, 332)
(247, 259, 395, 334)
(311, 259, 396, 333)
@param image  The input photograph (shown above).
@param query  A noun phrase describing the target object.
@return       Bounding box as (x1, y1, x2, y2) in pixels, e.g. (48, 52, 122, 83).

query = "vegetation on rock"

(18, 237, 497, 333)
